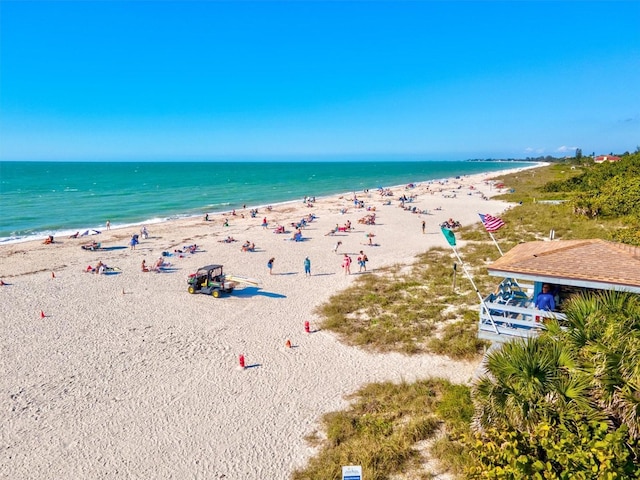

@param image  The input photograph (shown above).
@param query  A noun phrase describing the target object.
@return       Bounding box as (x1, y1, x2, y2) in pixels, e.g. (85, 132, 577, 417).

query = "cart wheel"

(212, 289, 220, 298)
(188, 286, 195, 294)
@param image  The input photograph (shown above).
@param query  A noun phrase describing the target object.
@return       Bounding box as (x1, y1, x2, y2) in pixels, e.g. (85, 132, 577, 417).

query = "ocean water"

(0, 159, 530, 243)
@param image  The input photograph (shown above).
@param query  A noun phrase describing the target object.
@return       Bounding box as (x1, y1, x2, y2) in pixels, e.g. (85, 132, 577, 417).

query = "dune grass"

(291, 379, 473, 480)
(316, 246, 488, 358)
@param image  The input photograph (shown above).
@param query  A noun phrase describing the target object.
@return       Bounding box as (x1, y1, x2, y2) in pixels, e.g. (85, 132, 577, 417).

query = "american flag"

(479, 213, 505, 233)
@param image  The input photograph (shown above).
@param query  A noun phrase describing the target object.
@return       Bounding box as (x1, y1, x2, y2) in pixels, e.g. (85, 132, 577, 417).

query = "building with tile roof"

(487, 239, 640, 294)
(594, 154, 621, 163)
(478, 239, 640, 343)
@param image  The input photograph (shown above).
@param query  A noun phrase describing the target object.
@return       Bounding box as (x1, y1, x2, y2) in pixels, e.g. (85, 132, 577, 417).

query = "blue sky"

(1, 0, 639, 161)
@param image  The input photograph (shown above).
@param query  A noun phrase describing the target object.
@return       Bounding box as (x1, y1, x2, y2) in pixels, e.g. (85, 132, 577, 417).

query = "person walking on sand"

(342, 253, 352, 275)
(422, 220, 426, 234)
(358, 250, 368, 272)
(304, 256, 311, 277)
(267, 257, 275, 275)
(106, 220, 111, 230)
(332, 241, 342, 254)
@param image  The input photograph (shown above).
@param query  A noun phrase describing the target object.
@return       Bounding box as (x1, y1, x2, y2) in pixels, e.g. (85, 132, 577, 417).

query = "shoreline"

(1, 164, 541, 478)
(1, 162, 545, 245)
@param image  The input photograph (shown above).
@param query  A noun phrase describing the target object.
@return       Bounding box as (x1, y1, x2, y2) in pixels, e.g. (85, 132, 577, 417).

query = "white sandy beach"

(0, 166, 538, 479)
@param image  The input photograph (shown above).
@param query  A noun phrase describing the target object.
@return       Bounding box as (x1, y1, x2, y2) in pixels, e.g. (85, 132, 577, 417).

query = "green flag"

(441, 227, 456, 246)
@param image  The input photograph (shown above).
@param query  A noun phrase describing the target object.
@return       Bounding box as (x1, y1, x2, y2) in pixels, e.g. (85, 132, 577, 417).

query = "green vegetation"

(465, 420, 637, 479)
(316, 248, 488, 358)
(540, 153, 640, 245)
(466, 291, 640, 478)
(295, 152, 640, 479)
(291, 379, 473, 480)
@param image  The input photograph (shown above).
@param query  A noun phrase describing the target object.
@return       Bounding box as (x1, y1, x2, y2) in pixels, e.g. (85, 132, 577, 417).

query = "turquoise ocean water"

(0, 159, 531, 243)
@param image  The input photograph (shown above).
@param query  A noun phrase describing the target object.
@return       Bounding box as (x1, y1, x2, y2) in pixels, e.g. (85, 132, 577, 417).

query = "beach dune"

(0, 167, 535, 478)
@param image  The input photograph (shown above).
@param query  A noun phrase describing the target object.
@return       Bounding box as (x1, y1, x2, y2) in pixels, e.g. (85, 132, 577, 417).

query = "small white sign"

(342, 465, 362, 480)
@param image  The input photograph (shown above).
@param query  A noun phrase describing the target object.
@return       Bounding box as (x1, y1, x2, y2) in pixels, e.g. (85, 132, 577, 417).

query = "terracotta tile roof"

(594, 155, 621, 163)
(488, 239, 640, 288)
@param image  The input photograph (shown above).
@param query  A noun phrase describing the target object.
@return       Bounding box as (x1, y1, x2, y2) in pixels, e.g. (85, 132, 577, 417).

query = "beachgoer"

(141, 260, 149, 272)
(43, 235, 54, 245)
(342, 254, 352, 275)
(130, 234, 138, 250)
(204, 213, 209, 221)
(83, 240, 99, 250)
(262, 217, 268, 228)
(422, 220, 426, 234)
(95, 261, 104, 274)
(106, 220, 111, 230)
(141, 225, 149, 239)
(358, 251, 368, 272)
(304, 257, 311, 277)
(332, 241, 342, 253)
(153, 257, 168, 271)
(69, 231, 80, 239)
(267, 257, 275, 275)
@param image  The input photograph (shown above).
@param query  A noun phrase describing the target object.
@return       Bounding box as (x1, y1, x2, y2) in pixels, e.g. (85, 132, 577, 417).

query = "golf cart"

(187, 264, 236, 298)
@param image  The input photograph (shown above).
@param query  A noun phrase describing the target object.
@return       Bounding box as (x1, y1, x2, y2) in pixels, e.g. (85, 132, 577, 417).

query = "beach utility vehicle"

(186, 265, 260, 297)
(187, 264, 235, 297)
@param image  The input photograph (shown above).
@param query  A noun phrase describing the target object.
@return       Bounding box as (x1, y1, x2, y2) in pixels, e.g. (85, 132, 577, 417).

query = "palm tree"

(473, 290, 640, 440)
(558, 290, 640, 439)
(472, 335, 597, 433)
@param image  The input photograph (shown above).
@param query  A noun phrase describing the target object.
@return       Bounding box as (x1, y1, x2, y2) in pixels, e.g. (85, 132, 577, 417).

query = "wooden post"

(452, 262, 457, 291)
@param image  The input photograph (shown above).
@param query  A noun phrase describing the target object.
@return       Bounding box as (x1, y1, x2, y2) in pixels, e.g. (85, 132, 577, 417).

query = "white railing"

(478, 296, 567, 343)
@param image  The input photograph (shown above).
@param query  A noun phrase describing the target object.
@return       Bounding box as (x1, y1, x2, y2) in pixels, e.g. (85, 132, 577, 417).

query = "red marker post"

(239, 354, 246, 369)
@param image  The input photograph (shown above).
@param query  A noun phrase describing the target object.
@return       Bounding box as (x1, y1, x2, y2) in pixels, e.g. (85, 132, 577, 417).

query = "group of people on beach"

(141, 257, 170, 272)
(340, 250, 368, 275)
(78, 195, 380, 281)
(241, 241, 256, 252)
(86, 261, 107, 274)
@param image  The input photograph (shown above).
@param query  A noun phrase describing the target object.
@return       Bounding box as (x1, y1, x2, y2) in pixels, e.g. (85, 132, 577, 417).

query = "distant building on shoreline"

(594, 154, 621, 164)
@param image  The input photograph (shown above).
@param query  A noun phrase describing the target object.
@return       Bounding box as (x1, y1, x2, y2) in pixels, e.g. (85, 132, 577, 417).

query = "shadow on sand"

(233, 287, 286, 299)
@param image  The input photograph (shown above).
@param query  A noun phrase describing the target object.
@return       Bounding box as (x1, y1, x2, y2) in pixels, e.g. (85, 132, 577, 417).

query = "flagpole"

(442, 228, 500, 335)
(488, 231, 504, 256)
